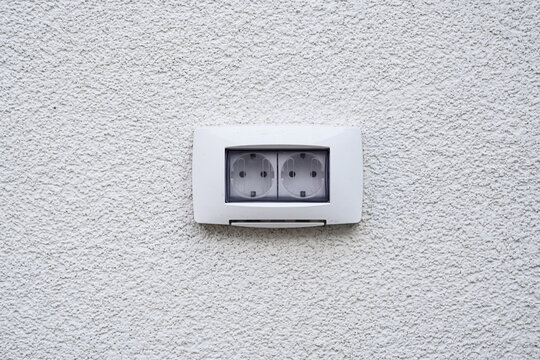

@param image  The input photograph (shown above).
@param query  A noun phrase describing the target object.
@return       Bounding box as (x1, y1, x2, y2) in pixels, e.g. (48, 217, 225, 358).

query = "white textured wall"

(1, 1, 539, 358)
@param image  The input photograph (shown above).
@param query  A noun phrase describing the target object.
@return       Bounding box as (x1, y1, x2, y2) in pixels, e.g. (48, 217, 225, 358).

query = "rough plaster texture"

(1, 1, 539, 359)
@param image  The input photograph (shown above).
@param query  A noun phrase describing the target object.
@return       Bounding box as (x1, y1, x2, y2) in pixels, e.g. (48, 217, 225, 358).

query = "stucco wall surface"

(1, 1, 539, 359)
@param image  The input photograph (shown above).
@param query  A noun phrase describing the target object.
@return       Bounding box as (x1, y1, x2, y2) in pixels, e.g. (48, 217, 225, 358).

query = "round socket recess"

(281, 152, 324, 199)
(231, 153, 275, 199)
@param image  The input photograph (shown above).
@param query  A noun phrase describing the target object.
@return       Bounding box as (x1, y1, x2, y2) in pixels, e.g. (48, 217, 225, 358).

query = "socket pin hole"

(289, 171, 296, 178)
(239, 171, 246, 178)
(300, 153, 306, 159)
(250, 153, 256, 159)
(260, 171, 267, 177)
(310, 171, 317, 177)
(250, 191, 256, 197)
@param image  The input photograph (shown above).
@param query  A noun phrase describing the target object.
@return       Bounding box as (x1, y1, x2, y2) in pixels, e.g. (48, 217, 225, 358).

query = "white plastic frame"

(192, 126, 363, 227)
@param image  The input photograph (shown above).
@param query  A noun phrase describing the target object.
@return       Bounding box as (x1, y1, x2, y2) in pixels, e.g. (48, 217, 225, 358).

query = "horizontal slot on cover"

(229, 220, 326, 228)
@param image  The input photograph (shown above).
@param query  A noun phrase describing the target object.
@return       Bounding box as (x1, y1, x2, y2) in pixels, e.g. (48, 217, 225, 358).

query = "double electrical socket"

(227, 149, 329, 202)
(192, 126, 362, 227)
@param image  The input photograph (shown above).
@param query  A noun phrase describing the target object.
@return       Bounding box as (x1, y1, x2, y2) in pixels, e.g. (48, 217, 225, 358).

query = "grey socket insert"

(226, 148, 329, 202)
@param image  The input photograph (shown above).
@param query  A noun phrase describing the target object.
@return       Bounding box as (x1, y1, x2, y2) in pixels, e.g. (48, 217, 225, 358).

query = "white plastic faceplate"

(192, 126, 362, 228)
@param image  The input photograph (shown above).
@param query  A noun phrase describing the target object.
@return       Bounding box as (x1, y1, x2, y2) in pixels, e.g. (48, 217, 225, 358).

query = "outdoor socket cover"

(192, 126, 362, 228)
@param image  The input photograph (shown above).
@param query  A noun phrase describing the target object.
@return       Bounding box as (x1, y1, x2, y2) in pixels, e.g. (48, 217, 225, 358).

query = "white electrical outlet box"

(192, 126, 362, 228)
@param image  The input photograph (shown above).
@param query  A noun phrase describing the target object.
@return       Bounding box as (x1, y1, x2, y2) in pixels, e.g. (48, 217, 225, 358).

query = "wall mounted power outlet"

(227, 151, 277, 201)
(226, 149, 328, 202)
(278, 150, 328, 201)
(192, 126, 362, 228)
